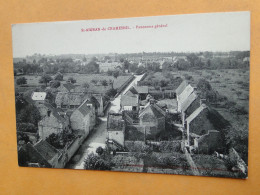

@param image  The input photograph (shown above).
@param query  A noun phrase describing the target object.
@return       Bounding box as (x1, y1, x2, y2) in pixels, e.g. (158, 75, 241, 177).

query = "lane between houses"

(65, 74, 145, 169)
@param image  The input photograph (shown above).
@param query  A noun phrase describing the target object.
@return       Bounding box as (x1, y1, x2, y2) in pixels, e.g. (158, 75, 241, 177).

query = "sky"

(12, 11, 250, 58)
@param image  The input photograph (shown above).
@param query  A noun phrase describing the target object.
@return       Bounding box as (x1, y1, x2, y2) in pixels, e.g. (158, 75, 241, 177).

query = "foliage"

(67, 77, 76, 84)
(158, 141, 181, 152)
(84, 153, 112, 170)
(46, 130, 76, 149)
(50, 80, 60, 88)
(101, 79, 108, 86)
(54, 73, 63, 81)
(105, 88, 117, 98)
(16, 77, 27, 85)
(17, 123, 37, 133)
(224, 126, 248, 163)
(96, 146, 104, 155)
(16, 103, 41, 126)
(39, 74, 52, 86)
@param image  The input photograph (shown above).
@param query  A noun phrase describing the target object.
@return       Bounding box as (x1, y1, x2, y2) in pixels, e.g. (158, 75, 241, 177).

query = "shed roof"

(121, 94, 139, 107)
(31, 92, 47, 101)
(134, 86, 149, 94)
(186, 104, 207, 124)
(181, 92, 198, 112)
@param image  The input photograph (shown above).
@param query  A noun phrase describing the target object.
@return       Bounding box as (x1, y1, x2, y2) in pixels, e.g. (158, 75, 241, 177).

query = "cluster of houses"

(106, 80, 230, 155)
(18, 82, 106, 168)
(107, 84, 167, 150)
(175, 80, 229, 154)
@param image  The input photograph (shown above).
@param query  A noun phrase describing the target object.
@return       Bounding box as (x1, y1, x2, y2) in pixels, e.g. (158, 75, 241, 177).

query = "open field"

(176, 68, 249, 110)
(15, 73, 132, 90)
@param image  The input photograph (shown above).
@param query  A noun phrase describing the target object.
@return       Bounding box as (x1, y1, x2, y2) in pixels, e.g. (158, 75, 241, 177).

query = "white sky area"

(12, 11, 250, 57)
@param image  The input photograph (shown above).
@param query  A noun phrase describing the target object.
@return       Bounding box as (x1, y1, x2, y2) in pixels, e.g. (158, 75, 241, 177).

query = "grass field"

(15, 73, 132, 90)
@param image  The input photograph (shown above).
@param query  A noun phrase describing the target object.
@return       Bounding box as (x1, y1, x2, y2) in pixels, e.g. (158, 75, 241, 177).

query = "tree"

(16, 77, 27, 85)
(50, 80, 60, 88)
(54, 72, 63, 81)
(39, 74, 52, 86)
(91, 79, 98, 84)
(112, 71, 119, 79)
(96, 147, 104, 155)
(68, 77, 76, 84)
(101, 79, 108, 86)
(84, 153, 112, 170)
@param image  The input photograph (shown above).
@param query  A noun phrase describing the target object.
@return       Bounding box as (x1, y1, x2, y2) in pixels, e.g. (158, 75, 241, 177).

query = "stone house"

(185, 104, 229, 147)
(138, 102, 166, 139)
(70, 98, 96, 137)
(107, 113, 125, 148)
(18, 140, 61, 168)
(38, 109, 70, 140)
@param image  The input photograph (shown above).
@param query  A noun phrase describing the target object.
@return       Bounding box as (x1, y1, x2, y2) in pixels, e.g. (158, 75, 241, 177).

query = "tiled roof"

(55, 92, 87, 106)
(139, 103, 165, 119)
(63, 83, 76, 91)
(121, 94, 139, 107)
(175, 80, 188, 95)
(34, 140, 60, 161)
(181, 92, 198, 112)
(135, 86, 148, 94)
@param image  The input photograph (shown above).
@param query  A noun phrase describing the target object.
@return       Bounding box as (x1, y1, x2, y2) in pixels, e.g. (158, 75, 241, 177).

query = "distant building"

(31, 92, 47, 101)
(55, 92, 88, 109)
(58, 83, 77, 93)
(38, 109, 69, 140)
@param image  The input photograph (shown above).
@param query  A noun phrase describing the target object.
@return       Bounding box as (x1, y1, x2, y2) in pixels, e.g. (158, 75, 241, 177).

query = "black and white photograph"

(12, 11, 250, 179)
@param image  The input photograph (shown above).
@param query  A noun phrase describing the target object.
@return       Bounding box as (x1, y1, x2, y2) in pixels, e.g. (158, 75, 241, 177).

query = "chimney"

(47, 109, 51, 117)
(200, 99, 207, 106)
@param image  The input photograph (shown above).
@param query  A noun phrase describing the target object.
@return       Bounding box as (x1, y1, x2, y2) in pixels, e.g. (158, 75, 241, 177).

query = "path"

(66, 74, 145, 169)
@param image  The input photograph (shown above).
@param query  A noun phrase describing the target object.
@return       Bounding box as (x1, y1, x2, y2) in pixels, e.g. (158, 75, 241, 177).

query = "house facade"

(38, 109, 69, 140)
(70, 99, 96, 137)
(139, 103, 166, 138)
(107, 113, 125, 147)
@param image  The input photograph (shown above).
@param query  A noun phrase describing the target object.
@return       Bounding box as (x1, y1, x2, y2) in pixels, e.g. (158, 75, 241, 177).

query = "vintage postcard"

(12, 11, 250, 178)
